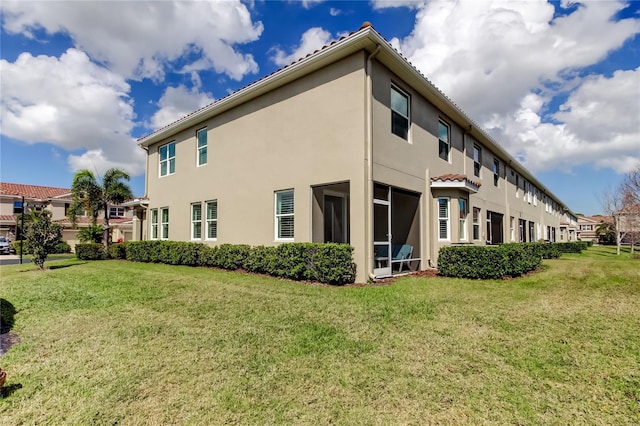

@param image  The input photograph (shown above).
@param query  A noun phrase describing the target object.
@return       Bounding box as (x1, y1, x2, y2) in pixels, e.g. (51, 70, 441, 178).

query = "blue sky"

(1, 0, 639, 216)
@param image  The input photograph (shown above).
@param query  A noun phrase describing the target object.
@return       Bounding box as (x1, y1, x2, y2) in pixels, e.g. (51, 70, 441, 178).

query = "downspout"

(366, 45, 381, 281)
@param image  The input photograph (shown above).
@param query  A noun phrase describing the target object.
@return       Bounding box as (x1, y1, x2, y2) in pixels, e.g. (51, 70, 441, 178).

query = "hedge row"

(438, 243, 541, 279)
(76, 241, 356, 285)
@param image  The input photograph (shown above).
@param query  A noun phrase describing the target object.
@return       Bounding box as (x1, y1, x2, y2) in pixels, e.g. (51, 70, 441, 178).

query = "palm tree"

(69, 168, 133, 249)
(595, 222, 616, 245)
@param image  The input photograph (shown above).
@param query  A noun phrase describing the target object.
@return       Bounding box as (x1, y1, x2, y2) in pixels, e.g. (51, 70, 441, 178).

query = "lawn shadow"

(48, 262, 87, 270)
(1, 383, 23, 398)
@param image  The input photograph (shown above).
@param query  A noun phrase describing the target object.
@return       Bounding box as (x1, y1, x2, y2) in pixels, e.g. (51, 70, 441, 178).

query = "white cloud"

(329, 8, 341, 16)
(299, 0, 324, 9)
(271, 27, 333, 67)
(388, 0, 640, 174)
(149, 85, 216, 131)
(1, 0, 263, 81)
(371, 0, 424, 10)
(0, 48, 145, 176)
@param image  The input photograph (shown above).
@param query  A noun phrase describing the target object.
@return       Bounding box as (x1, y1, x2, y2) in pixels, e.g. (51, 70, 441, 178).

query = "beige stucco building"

(138, 24, 577, 282)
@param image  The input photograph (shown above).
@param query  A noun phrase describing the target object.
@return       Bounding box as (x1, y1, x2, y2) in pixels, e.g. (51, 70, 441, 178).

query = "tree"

(77, 225, 104, 244)
(69, 168, 133, 250)
(24, 210, 63, 269)
(601, 165, 640, 255)
(595, 222, 616, 245)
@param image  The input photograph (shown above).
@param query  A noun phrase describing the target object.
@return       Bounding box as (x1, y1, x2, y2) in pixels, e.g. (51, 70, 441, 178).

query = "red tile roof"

(0, 182, 71, 200)
(53, 217, 132, 225)
(431, 174, 481, 188)
(0, 215, 17, 222)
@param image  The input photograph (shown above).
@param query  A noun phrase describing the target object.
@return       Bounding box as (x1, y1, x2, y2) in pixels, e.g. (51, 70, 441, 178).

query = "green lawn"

(1, 246, 639, 424)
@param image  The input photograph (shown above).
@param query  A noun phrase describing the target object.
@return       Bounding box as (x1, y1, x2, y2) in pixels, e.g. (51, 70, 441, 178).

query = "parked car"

(0, 237, 10, 255)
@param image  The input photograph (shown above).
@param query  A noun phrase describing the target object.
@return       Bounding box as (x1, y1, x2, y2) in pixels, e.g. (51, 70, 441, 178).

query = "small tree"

(24, 210, 63, 269)
(595, 222, 616, 245)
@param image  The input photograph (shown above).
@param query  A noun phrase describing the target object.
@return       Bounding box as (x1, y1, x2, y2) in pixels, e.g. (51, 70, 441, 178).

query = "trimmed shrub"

(76, 243, 107, 260)
(55, 241, 72, 254)
(100, 240, 356, 285)
(108, 242, 127, 260)
(213, 244, 251, 270)
(243, 246, 277, 274)
(553, 241, 586, 254)
(0, 298, 16, 334)
(11, 240, 29, 255)
(438, 243, 546, 279)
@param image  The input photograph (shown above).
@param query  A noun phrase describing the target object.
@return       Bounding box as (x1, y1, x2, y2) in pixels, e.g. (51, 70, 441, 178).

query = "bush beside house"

(76, 241, 356, 285)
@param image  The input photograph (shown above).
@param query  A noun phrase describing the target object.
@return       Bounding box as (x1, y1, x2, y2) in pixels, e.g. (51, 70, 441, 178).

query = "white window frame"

(472, 207, 481, 240)
(473, 145, 482, 178)
(109, 206, 125, 218)
(160, 207, 169, 240)
(196, 128, 207, 167)
(275, 189, 294, 241)
(458, 199, 468, 241)
(159, 141, 176, 177)
(151, 208, 158, 240)
(206, 200, 218, 241)
(438, 119, 450, 162)
(391, 85, 410, 141)
(438, 197, 450, 241)
(191, 202, 202, 240)
(510, 216, 515, 242)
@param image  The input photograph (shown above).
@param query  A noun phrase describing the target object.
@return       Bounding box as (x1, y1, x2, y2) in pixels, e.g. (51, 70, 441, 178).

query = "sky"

(1, 0, 639, 216)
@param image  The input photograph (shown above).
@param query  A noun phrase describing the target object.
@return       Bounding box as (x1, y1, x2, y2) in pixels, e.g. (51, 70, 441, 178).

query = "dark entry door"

(324, 194, 347, 243)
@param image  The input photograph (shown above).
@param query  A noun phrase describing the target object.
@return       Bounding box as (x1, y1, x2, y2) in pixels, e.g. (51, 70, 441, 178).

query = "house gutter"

(366, 44, 381, 281)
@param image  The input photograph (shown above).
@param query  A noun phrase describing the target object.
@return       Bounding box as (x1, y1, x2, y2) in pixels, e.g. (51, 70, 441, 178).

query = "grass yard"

(0, 245, 639, 424)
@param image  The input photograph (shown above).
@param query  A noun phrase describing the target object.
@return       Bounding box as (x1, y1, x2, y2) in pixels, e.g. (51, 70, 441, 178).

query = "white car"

(0, 236, 11, 255)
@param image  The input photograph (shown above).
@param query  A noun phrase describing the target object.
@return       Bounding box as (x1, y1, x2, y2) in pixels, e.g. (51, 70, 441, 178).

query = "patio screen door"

(373, 197, 392, 278)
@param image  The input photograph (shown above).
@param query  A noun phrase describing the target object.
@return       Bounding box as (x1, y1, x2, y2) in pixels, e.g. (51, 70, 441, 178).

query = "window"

(438, 120, 450, 161)
(515, 174, 520, 198)
(493, 158, 500, 187)
(438, 198, 450, 240)
(391, 86, 409, 140)
(159, 142, 176, 177)
(206, 200, 218, 240)
(151, 208, 158, 240)
(197, 128, 207, 166)
(459, 199, 468, 241)
(510, 216, 515, 242)
(109, 206, 125, 218)
(519, 219, 526, 242)
(472, 207, 481, 240)
(275, 190, 294, 240)
(161, 207, 169, 240)
(473, 145, 482, 177)
(533, 187, 538, 206)
(191, 203, 202, 240)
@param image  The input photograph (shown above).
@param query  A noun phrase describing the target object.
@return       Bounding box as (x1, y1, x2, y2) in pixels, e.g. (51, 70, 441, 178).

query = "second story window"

(109, 206, 125, 218)
(438, 120, 450, 161)
(493, 158, 500, 187)
(473, 145, 482, 177)
(391, 86, 409, 140)
(197, 128, 207, 166)
(159, 142, 176, 177)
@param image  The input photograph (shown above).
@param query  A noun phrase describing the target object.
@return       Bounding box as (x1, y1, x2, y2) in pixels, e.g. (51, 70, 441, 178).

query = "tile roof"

(53, 217, 132, 225)
(0, 182, 71, 200)
(0, 215, 17, 222)
(431, 174, 481, 188)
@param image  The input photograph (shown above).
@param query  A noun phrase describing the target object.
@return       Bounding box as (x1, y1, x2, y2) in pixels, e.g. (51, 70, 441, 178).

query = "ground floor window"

(458, 199, 467, 241)
(275, 189, 294, 240)
(510, 216, 515, 242)
(150, 209, 158, 239)
(519, 219, 526, 242)
(191, 203, 202, 240)
(161, 207, 169, 240)
(438, 198, 450, 241)
(472, 207, 481, 240)
(206, 200, 218, 240)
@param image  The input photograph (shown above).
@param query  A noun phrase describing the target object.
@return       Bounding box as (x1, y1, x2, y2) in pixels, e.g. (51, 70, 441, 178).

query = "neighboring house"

(0, 182, 140, 248)
(137, 23, 577, 282)
(614, 204, 640, 245)
(576, 215, 611, 243)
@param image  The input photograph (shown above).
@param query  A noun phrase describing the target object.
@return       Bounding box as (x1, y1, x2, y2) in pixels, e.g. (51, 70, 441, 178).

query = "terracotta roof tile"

(0, 182, 71, 200)
(431, 174, 481, 188)
(54, 217, 132, 225)
(0, 215, 17, 222)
